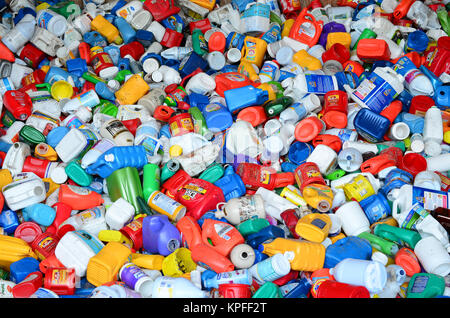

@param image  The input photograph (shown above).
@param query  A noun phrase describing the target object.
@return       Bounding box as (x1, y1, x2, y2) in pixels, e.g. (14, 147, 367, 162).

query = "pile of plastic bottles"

(0, 0, 449, 299)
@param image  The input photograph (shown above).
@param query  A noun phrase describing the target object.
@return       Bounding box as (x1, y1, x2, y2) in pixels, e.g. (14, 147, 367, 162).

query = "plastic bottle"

(1, 14, 36, 53)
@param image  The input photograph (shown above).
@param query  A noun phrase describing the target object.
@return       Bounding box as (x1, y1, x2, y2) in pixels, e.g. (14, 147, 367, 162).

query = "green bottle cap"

(65, 160, 93, 187)
(19, 125, 46, 146)
(114, 70, 133, 83)
(98, 100, 118, 117)
(252, 282, 282, 298)
(325, 169, 346, 180)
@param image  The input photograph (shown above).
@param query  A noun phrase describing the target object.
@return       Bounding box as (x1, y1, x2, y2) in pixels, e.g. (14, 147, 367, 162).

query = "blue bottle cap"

(288, 142, 314, 165)
(406, 30, 429, 53)
(46, 126, 70, 148)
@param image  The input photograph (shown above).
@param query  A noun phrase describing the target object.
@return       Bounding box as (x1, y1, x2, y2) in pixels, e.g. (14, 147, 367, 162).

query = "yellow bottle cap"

(169, 145, 183, 158)
(444, 131, 450, 144)
(51, 80, 74, 101)
(114, 36, 123, 45)
(36, 3, 50, 11)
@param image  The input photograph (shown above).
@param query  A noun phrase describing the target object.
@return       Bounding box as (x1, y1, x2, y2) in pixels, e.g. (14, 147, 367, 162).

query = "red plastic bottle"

(3, 90, 32, 121)
(236, 163, 295, 191)
(272, 270, 299, 286)
(314, 280, 370, 298)
(176, 216, 235, 273)
(175, 178, 225, 220)
(45, 202, 72, 236)
(425, 36, 450, 77)
(312, 134, 342, 153)
(280, 209, 300, 239)
(12, 271, 43, 298)
(19, 43, 47, 68)
(58, 184, 104, 210)
(122, 118, 141, 136)
(22, 156, 57, 179)
(360, 153, 396, 175)
(119, 216, 144, 250)
(30, 232, 59, 261)
(120, 41, 145, 60)
(21, 69, 46, 87)
(44, 267, 76, 295)
(161, 169, 192, 199)
(294, 162, 326, 192)
(161, 29, 184, 48)
(201, 219, 244, 257)
(321, 90, 348, 129)
(215, 72, 255, 97)
(189, 19, 212, 34)
(143, 0, 180, 21)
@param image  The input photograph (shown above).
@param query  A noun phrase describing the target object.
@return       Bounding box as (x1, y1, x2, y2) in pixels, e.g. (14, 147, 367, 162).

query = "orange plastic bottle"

(289, 8, 324, 47)
(201, 219, 244, 257)
(393, 0, 415, 20)
(58, 184, 104, 210)
(176, 216, 234, 273)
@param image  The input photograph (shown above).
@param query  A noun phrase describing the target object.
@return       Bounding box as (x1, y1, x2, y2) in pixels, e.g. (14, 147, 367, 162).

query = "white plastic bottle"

(1, 141, 30, 177)
(426, 153, 450, 172)
(115, 0, 143, 22)
(215, 194, 265, 225)
(105, 198, 135, 230)
(423, 106, 443, 157)
(58, 206, 108, 237)
(99, 118, 134, 146)
(249, 253, 291, 285)
(330, 258, 387, 294)
(151, 276, 209, 298)
(80, 138, 115, 169)
(254, 187, 298, 221)
(279, 94, 321, 124)
(1, 14, 36, 53)
(283, 73, 339, 100)
(36, 9, 68, 37)
(55, 128, 88, 162)
(184, 72, 216, 95)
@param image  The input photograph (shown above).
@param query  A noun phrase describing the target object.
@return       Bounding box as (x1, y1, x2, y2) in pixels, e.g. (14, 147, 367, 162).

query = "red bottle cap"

(218, 284, 252, 298)
(322, 43, 350, 65)
(399, 152, 427, 177)
(12, 271, 43, 298)
(294, 116, 324, 142)
(56, 224, 76, 239)
(153, 105, 175, 122)
(236, 106, 268, 127)
(122, 118, 142, 136)
(322, 111, 348, 129)
(208, 32, 226, 53)
(312, 134, 342, 153)
(14, 222, 43, 244)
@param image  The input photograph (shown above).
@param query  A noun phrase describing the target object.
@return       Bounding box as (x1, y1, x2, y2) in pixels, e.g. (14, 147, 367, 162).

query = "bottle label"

(410, 275, 428, 294)
(214, 223, 233, 241)
(73, 230, 104, 254)
(311, 218, 327, 229)
(152, 192, 181, 215)
(352, 73, 398, 113)
(181, 183, 207, 201)
(79, 207, 102, 225)
(243, 39, 257, 62)
(305, 74, 335, 94)
(38, 11, 55, 30)
(404, 69, 424, 85)
(68, 185, 90, 195)
(238, 196, 258, 222)
(105, 120, 127, 138)
(50, 269, 69, 286)
(400, 202, 429, 230)
(297, 21, 316, 39)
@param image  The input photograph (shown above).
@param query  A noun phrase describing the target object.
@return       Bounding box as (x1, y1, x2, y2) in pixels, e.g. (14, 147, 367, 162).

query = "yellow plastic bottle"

(162, 247, 197, 277)
(35, 143, 58, 161)
(342, 174, 375, 201)
(259, 237, 325, 272)
(292, 50, 322, 70)
(98, 230, 133, 247)
(86, 241, 131, 287)
(131, 253, 165, 271)
(326, 32, 352, 50)
(241, 36, 267, 68)
(42, 178, 60, 198)
(295, 213, 332, 243)
(302, 184, 334, 212)
(91, 15, 123, 45)
(115, 74, 150, 105)
(280, 185, 308, 208)
(238, 61, 260, 83)
(0, 235, 38, 270)
(282, 19, 295, 38)
(190, 0, 216, 11)
(0, 169, 13, 189)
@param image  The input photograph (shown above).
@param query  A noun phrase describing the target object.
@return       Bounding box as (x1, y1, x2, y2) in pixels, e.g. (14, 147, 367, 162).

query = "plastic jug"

(142, 214, 181, 257)
(289, 8, 324, 47)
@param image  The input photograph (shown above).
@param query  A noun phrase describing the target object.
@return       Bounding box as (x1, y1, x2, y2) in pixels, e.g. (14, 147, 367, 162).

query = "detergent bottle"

(295, 213, 332, 243)
(58, 184, 104, 210)
(91, 15, 123, 45)
(201, 219, 245, 257)
(236, 162, 295, 191)
(58, 206, 107, 237)
(289, 8, 323, 47)
(215, 194, 265, 226)
(374, 223, 421, 249)
(176, 216, 235, 273)
(302, 184, 334, 212)
(393, 56, 434, 97)
(259, 237, 326, 272)
(142, 213, 181, 257)
(254, 187, 299, 221)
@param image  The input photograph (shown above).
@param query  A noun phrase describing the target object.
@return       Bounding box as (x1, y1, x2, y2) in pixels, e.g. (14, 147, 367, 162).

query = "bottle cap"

(322, 111, 348, 129)
(276, 46, 294, 65)
(169, 145, 183, 157)
(14, 221, 43, 243)
(51, 80, 73, 101)
(294, 116, 324, 142)
(143, 58, 159, 74)
(151, 70, 163, 82)
(207, 51, 226, 71)
(99, 66, 119, 80)
(208, 31, 226, 53)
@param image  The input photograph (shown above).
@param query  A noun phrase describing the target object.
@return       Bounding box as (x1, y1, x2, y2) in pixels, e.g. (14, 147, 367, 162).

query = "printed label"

(51, 269, 68, 286)
(400, 203, 429, 230)
(73, 230, 104, 254)
(214, 223, 233, 241)
(298, 22, 316, 38)
(38, 11, 54, 29)
(410, 275, 428, 294)
(152, 192, 181, 215)
(311, 218, 327, 229)
(105, 120, 127, 138)
(305, 74, 336, 94)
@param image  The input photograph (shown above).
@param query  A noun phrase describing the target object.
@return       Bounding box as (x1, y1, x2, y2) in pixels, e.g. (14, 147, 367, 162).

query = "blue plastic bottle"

(44, 66, 79, 86)
(359, 193, 392, 224)
(247, 225, 286, 249)
(110, 0, 128, 15)
(115, 17, 136, 44)
(353, 108, 391, 142)
(0, 209, 19, 234)
(66, 58, 88, 77)
(0, 140, 12, 153)
(397, 90, 413, 112)
(288, 142, 314, 165)
(203, 269, 253, 289)
(142, 214, 181, 256)
(281, 161, 298, 173)
(95, 82, 116, 101)
(136, 30, 155, 47)
(178, 52, 209, 78)
(214, 165, 246, 201)
(380, 168, 413, 197)
(224, 85, 269, 113)
(9, 257, 40, 283)
(394, 112, 424, 134)
(202, 98, 233, 133)
(22, 203, 56, 227)
(83, 31, 107, 47)
(324, 236, 373, 268)
(85, 146, 148, 178)
(201, 270, 218, 290)
(283, 278, 312, 298)
(104, 46, 121, 65)
(188, 93, 210, 111)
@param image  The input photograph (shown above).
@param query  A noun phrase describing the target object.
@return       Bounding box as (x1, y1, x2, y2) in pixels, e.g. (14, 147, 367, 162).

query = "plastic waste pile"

(0, 0, 449, 299)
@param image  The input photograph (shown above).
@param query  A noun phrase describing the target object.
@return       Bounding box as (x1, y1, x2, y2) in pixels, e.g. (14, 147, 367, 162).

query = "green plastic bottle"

(192, 28, 208, 56)
(373, 224, 421, 249)
(114, 70, 133, 83)
(358, 231, 399, 256)
(252, 282, 282, 298)
(97, 100, 118, 117)
(437, 8, 450, 36)
(142, 163, 160, 202)
(50, 1, 81, 18)
(19, 125, 46, 146)
(407, 273, 446, 298)
(264, 96, 293, 117)
(237, 218, 270, 237)
(65, 160, 93, 187)
(136, 196, 154, 216)
(325, 169, 346, 181)
(82, 71, 107, 84)
(106, 167, 144, 215)
(198, 163, 224, 184)
(161, 159, 180, 183)
(188, 106, 214, 140)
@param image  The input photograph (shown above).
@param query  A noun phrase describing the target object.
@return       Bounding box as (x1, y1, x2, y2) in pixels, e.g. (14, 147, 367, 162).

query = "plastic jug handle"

(392, 199, 400, 219)
(215, 202, 226, 218)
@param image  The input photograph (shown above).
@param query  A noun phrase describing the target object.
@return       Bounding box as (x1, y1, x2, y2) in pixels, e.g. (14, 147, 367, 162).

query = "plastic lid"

(294, 117, 324, 142)
(207, 51, 226, 71)
(276, 46, 294, 65)
(236, 106, 266, 127)
(14, 222, 43, 243)
(50, 165, 68, 184)
(99, 66, 119, 80)
(169, 145, 183, 157)
(288, 141, 314, 165)
(51, 81, 73, 101)
(143, 58, 159, 74)
(208, 31, 226, 53)
(151, 70, 163, 82)
(322, 111, 348, 129)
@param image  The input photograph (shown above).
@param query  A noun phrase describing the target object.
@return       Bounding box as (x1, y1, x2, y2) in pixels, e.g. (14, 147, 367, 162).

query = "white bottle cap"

(107, 79, 120, 91)
(130, 10, 152, 30)
(151, 70, 163, 83)
(276, 46, 294, 66)
(389, 122, 410, 141)
(410, 138, 425, 153)
(143, 58, 159, 75)
(99, 66, 119, 80)
(207, 51, 226, 71)
(226, 47, 242, 64)
(50, 163, 68, 184)
(372, 251, 388, 266)
(75, 106, 92, 123)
